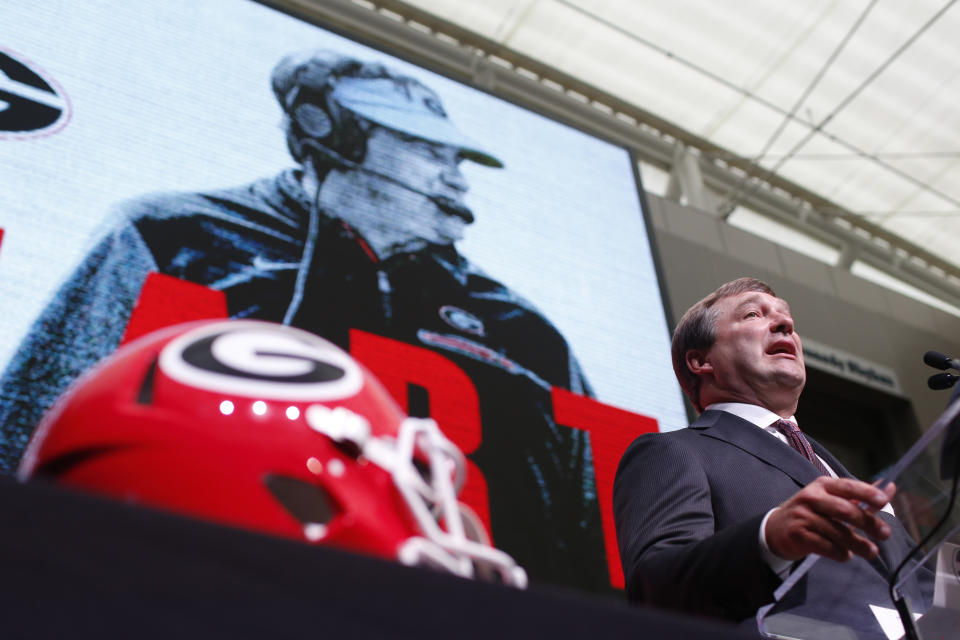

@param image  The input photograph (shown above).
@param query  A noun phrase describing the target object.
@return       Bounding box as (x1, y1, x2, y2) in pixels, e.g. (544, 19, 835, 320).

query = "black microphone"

(923, 350, 960, 371)
(928, 373, 959, 390)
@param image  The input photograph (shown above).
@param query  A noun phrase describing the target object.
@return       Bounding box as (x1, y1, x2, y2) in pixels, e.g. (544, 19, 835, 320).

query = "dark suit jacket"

(613, 409, 928, 638)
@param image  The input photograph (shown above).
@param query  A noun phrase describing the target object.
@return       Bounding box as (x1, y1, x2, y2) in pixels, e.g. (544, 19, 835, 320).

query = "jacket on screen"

(0, 168, 608, 589)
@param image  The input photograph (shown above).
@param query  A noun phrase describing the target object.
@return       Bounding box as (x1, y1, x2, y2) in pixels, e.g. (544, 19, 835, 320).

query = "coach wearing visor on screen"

(0, 50, 606, 589)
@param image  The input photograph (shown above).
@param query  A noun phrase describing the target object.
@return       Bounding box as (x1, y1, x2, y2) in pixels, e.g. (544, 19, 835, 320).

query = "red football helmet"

(19, 319, 526, 587)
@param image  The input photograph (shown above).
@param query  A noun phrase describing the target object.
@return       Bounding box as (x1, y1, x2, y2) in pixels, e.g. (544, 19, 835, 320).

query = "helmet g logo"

(158, 321, 363, 400)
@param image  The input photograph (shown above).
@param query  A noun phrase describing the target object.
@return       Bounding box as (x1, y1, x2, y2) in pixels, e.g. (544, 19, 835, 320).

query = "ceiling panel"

(400, 0, 960, 269)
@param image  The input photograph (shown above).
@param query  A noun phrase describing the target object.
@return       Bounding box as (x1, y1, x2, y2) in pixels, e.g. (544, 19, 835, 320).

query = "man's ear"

(685, 350, 713, 375)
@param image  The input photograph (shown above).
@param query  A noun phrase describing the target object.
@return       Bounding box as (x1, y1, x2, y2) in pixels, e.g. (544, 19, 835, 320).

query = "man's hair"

(671, 277, 776, 411)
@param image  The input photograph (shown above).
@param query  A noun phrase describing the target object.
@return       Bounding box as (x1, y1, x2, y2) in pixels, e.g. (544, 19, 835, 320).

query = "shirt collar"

(703, 403, 843, 481)
(705, 402, 797, 429)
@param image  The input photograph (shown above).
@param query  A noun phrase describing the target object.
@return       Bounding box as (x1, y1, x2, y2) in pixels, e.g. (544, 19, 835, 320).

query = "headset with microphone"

(281, 91, 474, 325)
(291, 99, 475, 224)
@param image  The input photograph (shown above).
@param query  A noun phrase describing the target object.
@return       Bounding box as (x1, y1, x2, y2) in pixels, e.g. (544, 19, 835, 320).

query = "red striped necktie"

(772, 419, 830, 476)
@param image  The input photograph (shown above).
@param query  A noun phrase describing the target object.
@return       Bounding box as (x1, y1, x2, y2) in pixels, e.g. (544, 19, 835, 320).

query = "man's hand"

(765, 477, 895, 562)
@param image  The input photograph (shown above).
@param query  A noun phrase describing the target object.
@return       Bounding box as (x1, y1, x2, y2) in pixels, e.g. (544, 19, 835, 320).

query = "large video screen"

(0, 0, 687, 592)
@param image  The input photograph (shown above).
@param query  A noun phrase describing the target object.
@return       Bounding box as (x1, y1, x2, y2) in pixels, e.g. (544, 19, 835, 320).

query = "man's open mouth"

(766, 341, 796, 357)
(432, 195, 475, 224)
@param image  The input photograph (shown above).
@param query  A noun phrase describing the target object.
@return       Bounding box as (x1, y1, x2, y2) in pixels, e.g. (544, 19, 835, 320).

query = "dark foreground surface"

(0, 476, 758, 639)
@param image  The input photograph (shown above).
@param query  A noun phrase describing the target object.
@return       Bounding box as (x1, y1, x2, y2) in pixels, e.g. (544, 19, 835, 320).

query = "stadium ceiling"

(285, 0, 960, 309)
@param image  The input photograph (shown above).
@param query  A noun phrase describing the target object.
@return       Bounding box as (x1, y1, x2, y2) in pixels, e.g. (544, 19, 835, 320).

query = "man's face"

(354, 126, 471, 245)
(695, 291, 806, 412)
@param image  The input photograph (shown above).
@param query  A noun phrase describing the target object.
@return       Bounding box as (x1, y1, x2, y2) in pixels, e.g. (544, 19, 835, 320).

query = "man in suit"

(613, 277, 928, 637)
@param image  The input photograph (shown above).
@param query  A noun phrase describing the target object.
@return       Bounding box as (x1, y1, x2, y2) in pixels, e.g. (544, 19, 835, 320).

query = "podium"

(0, 476, 757, 639)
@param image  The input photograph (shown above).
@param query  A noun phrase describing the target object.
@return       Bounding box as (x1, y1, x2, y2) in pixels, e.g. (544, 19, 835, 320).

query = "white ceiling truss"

(275, 0, 960, 311)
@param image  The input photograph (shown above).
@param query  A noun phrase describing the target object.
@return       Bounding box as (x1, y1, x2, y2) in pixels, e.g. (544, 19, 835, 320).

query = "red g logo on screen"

(0, 49, 71, 138)
(18, 320, 526, 588)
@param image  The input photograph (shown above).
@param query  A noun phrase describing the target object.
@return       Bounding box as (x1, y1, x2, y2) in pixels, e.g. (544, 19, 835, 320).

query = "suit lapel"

(691, 410, 822, 487)
(807, 436, 853, 479)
